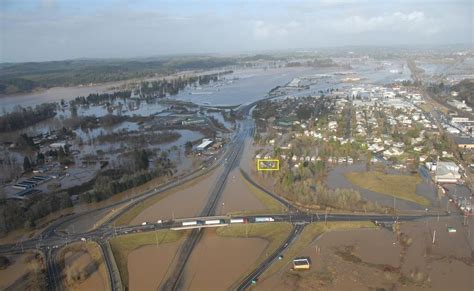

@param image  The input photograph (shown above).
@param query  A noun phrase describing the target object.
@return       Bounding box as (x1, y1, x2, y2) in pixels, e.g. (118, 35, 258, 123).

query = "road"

(236, 223, 306, 291)
(160, 117, 252, 290)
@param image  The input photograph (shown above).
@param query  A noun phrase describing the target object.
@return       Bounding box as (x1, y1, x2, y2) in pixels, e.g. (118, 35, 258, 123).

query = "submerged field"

(109, 230, 184, 289)
(344, 171, 430, 206)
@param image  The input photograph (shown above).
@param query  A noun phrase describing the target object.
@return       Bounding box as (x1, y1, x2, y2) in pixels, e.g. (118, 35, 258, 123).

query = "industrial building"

(434, 161, 461, 183)
(196, 138, 214, 151)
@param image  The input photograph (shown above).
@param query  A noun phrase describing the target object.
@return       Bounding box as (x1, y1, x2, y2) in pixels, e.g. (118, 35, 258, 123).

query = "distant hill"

(0, 56, 237, 95)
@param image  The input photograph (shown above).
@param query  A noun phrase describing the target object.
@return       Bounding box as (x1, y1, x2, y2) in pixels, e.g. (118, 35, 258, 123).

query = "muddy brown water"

(326, 163, 437, 211)
(216, 168, 267, 215)
(130, 168, 223, 224)
(0, 253, 32, 289)
(127, 241, 182, 291)
(258, 216, 474, 291)
(64, 250, 108, 291)
(182, 229, 268, 291)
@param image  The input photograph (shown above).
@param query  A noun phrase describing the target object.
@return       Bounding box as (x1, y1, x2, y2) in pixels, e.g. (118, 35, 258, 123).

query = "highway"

(161, 117, 252, 291)
(236, 223, 306, 291)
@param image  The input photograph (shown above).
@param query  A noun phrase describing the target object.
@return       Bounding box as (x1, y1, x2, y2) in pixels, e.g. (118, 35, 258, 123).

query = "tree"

(36, 152, 45, 165)
(134, 149, 149, 170)
(23, 156, 32, 172)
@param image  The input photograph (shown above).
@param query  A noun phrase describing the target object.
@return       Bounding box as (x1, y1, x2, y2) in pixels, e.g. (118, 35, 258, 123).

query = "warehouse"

(435, 161, 461, 183)
(196, 138, 214, 151)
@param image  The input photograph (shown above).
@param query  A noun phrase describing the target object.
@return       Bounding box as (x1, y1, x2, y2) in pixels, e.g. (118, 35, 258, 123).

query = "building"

(196, 138, 213, 151)
(435, 161, 461, 183)
(292, 257, 311, 270)
(182, 117, 206, 125)
(455, 137, 474, 149)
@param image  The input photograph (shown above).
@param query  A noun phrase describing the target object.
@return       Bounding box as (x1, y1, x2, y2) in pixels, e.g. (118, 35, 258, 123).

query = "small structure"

(292, 257, 311, 270)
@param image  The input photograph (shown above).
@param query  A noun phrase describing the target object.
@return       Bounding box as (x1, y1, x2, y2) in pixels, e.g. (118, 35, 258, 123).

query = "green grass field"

(344, 171, 430, 206)
(109, 230, 184, 288)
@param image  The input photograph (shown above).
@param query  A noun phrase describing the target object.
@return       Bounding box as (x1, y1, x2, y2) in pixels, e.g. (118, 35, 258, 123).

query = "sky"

(0, 0, 472, 62)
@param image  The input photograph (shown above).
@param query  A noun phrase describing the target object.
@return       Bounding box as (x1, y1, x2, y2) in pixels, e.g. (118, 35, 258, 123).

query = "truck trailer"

(255, 217, 274, 223)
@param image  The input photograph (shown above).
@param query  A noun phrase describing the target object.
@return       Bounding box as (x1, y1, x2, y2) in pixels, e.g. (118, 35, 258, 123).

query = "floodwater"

(128, 241, 182, 291)
(326, 163, 438, 211)
(173, 67, 341, 106)
(63, 249, 109, 291)
(182, 229, 268, 291)
(259, 216, 474, 291)
(130, 168, 222, 224)
(0, 253, 32, 289)
(0, 83, 116, 113)
(216, 168, 267, 215)
(1, 60, 416, 115)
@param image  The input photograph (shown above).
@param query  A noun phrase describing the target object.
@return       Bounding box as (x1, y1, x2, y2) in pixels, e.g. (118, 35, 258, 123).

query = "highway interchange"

(0, 101, 439, 291)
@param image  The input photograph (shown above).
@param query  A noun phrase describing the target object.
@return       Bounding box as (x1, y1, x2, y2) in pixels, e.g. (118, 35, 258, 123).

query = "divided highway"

(161, 118, 252, 291)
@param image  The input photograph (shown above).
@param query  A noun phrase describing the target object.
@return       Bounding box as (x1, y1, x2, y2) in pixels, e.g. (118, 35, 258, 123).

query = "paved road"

(161, 117, 252, 291)
(237, 223, 306, 291)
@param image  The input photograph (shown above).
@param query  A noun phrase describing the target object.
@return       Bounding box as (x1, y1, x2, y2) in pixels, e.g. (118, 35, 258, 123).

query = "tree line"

(0, 103, 57, 132)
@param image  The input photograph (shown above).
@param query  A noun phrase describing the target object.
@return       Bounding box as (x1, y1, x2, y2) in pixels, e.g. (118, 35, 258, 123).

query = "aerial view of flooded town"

(0, 1, 473, 291)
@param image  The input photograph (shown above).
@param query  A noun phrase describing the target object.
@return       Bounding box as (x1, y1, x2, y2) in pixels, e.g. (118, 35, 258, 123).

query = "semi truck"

(255, 217, 274, 223)
(182, 220, 204, 226)
(230, 218, 248, 224)
(204, 219, 225, 225)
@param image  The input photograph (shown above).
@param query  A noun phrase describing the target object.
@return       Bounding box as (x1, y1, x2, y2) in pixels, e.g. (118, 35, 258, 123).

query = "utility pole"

(325, 209, 328, 226)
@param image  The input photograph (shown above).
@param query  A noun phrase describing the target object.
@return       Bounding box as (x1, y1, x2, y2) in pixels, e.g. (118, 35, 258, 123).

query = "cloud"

(39, 0, 58, 10)
(328, 11, 440, 35)
(0, 0, 471, 62)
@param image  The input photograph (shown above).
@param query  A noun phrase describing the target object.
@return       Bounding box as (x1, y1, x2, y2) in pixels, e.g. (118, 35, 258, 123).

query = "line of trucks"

(141, 216, 275, 227)
(181, 216, 275, 227)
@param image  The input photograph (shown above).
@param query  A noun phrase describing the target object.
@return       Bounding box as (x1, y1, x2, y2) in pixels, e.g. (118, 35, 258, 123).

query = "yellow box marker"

(257, 159, 280, 171)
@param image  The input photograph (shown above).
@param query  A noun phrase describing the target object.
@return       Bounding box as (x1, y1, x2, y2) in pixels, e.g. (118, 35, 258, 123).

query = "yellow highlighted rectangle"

(257, 159, 280, 171)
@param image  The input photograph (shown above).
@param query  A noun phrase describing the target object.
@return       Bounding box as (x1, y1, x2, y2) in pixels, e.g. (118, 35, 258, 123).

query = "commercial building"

(455, 137, 474, 149)
(434, 161, 461, 183)
(196, 138, 213, 151)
